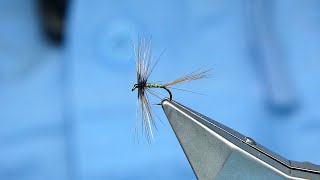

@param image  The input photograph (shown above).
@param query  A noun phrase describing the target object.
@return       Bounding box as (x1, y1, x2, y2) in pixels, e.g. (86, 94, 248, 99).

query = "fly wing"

(139, 89, 155, 141)
(133, 37, 159, 142)
(133, 37, 154, 83)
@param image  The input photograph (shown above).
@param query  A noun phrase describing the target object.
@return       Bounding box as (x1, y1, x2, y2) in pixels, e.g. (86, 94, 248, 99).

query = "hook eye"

(132, 84, 138, 91)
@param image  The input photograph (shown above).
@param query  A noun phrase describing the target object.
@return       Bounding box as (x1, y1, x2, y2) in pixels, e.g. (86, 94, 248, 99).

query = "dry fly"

(132, 37, 210, 141)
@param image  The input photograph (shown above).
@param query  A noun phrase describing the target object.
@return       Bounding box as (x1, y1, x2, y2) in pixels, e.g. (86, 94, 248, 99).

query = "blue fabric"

(1, 0, 320, 179)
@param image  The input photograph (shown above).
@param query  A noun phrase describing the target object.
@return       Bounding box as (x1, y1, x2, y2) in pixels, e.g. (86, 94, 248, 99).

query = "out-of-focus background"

(1, 0, 320, 179)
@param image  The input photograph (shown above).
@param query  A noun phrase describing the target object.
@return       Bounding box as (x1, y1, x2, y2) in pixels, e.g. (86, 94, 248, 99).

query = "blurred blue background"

(1, 0, 320, 179)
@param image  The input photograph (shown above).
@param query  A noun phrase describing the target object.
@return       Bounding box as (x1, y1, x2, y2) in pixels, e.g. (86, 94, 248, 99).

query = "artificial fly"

(132, 37, 210, 141)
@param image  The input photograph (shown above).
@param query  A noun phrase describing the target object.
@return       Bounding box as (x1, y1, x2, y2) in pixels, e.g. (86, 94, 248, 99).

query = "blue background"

(1, 0, 320, 179)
